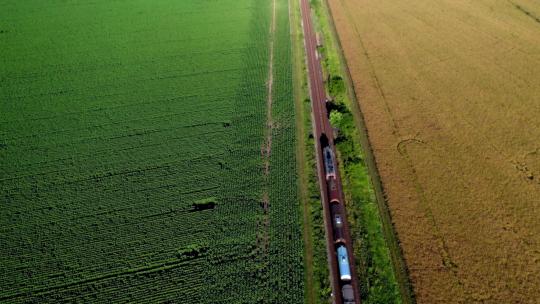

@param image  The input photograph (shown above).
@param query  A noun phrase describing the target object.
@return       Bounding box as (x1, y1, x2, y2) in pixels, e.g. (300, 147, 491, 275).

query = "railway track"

(299, 0, 362, 303)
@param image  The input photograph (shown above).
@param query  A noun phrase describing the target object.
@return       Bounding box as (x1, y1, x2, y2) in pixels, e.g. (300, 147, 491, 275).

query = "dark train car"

(342, 284, 355, 304)
(331, 203, 345, 243)
(323, 146, 336, 180)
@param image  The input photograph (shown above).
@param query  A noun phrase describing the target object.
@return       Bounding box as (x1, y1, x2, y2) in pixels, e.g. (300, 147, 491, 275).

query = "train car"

(331, 203, 345, 243)
(341, 284, 355, 304)
(327, 178, 340, 203)
(323, 146, 336, 180)
(337, 245, 351, 281)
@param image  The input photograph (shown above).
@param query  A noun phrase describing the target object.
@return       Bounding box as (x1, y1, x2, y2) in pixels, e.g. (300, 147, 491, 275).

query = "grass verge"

(309, 0, 406, 302)
(290, 0, 333, 303)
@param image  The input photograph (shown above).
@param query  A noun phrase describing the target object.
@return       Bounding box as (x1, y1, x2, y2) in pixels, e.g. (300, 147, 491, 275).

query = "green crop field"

(0, 0, 303, 302)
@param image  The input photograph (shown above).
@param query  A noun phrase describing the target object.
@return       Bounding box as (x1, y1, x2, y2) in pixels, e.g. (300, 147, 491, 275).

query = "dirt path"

(262, 0, 277, 177)
(289, 0, 317, 302)
(256, 0, 277, 297)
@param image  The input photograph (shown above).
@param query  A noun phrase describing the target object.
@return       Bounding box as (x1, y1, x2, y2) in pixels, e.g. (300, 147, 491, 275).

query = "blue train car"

(337, 245, 351, 281)
(323, 146, 336, 180)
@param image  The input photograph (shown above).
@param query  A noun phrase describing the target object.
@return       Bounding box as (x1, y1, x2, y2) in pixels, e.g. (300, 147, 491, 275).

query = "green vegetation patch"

(309, 0, 402, 303)
(0, 0, 303, 302)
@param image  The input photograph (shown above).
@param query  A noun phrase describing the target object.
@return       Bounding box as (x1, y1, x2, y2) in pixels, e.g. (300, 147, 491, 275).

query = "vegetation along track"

(317, 0, 413, 302)
(300, 0, 362, 303)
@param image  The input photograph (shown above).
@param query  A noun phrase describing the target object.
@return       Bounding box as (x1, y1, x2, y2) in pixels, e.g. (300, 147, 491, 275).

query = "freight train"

(322, 143, 355, 303)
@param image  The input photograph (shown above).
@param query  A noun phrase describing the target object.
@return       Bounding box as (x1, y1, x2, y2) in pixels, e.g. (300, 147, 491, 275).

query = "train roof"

(342, 284, 354, 301)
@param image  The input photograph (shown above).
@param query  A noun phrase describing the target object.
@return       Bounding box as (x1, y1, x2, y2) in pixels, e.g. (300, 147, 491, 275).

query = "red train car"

(327, 178, 340, 203)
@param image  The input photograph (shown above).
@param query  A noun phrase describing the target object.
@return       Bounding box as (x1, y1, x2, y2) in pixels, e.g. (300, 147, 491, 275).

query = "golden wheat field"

(327, 0, 540, 302)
